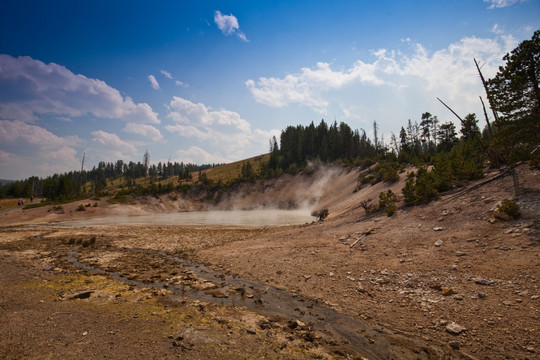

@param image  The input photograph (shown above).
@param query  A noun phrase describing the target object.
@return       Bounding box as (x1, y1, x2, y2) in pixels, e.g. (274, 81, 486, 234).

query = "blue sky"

(0, 0, 538, 180)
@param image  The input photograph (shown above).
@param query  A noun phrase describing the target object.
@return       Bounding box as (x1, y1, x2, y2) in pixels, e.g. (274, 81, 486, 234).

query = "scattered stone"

(450, 265, 458, 271)
(493, 208, 512, 221)
(526, 346, 536, 353)
(304, 275, 311, 281)
(442, 287, 454, 296)
(433, 227, 444, 232)
(82, 331, 88, 336)
(65, 291, 94, 300)
(455, 251, 466, 257)
(472, 277, 493, 286)
(453, 294, 464, 301)
(329, 272, 334, 277)
(531, 295, 539, 300)
(445, 322, 466, 335)
(449, 341, 460, 350)
(434, 239, 443, 247)
(42, 265, 53, 271)
(502, 301, 514, 306)
(478, 292, 487, 299)
(288, 320, 306, 329)
(246, 327, 257, 335)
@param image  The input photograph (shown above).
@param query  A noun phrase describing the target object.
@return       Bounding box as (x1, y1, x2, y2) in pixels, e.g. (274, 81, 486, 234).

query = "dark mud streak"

(65, 248, 417, 359)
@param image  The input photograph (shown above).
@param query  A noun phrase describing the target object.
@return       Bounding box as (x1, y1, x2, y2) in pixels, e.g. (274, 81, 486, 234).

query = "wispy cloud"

(214, 10, 248, 42)
(484, 0, 528, 9)
(0, 54, 160, 124)
(147, 74, 160, 90)
(160, 70, 172, 79)
(175, 80, 189, 88)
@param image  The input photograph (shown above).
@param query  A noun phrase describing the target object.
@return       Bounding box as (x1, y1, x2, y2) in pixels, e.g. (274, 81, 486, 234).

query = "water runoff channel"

(59, 209, 426, 359)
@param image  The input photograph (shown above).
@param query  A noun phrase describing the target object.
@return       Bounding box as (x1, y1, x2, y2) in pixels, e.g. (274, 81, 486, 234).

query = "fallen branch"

(350, 227, 375, 248)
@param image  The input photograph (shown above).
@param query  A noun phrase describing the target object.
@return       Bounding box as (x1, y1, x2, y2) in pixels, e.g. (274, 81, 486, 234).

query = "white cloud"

(246, 60, 388, 113)
(160, 70, 172, 79)
(0, 54, 159, 124)
(214, 10, 248, 42)
(175, 80, 188, 88)
(484, 0, 528, 9)
(0, 120, 80, 178)
(89, 130, 138, 165)
(174, 146, 230, 165)
(123, 122, 164, 141)
(246, 33, 517, 122)
(91, 130, 137, 153)
(147, 74, 160, 90)
(165, 96, 279, 161)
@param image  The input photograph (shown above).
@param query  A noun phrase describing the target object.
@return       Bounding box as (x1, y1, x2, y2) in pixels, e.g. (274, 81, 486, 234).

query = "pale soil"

(0, 164, 539, 359)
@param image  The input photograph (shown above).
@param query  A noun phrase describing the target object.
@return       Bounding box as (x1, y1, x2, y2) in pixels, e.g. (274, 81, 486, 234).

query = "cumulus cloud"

(246, 33, 517, 120)
(0, 54, 159, 124)
(0, 120, 80, 178)
(123, 122, 164, 141)
(214, 10, 248, 42)
(165, 96, 279, 162)
(174, 146, 230, 165)
(246, 60, 388, 113)
(484, 0, 528, 9)
(147, 74, 160, 90)
(89, 130, 138, 164)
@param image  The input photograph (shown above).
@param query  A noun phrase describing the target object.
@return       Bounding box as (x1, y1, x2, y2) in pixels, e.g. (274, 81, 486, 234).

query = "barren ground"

(1, 165, 539, 359)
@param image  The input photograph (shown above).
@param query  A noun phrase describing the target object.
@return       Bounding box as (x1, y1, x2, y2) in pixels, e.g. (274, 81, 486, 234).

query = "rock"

(445, 322, 466, 335)
(66, 291, 94, 300)
(434, 239, 444, 247)
(453, 294, 464, 301)
(502, 301, 514, 306)
(455, 251, 466, 257)
(246, 327, 257, 335)
(329, 272, 334, 277)
(442, 287, 454, 296)
(43, 265, 53, 271)
(493, 208, 512, 221)
(433, 227, 444, 231)
(478, 292, 487, 299)
(449, 341, 460, 350)
(472, 277, 493, 286)
(450, 265, 458, 271)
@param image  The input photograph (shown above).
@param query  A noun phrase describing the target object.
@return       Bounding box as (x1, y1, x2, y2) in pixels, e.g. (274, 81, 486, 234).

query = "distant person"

(30, 196, 34, 202)
(17, 200, 21, 206)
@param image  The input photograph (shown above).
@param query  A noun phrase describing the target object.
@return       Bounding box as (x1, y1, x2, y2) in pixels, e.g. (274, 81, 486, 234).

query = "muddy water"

(65, 248, 422, 359)
(60, 209, 315, 226)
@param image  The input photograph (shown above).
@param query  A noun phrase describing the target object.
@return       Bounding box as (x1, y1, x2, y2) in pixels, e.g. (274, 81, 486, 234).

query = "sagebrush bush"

(498, 199, 521, 219)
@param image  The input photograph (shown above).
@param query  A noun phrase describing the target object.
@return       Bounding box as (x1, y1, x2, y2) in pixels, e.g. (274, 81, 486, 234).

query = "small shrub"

(76, 204, 86, 212)
(498, 200, 520, 219)
(85, 203, 91, 207)
(378, 190, 398, 217)
(93, 202, 98, 207)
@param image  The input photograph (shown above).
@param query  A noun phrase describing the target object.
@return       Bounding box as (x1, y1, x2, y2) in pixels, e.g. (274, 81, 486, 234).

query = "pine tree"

(487, 29, 540, 162)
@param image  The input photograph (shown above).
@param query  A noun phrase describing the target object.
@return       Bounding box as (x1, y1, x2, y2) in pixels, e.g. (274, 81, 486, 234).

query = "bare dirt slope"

(0, 164, 539, 359)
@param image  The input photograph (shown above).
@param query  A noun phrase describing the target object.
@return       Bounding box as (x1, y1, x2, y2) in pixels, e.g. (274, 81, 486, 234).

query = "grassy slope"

(1, 154, 271, 210)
